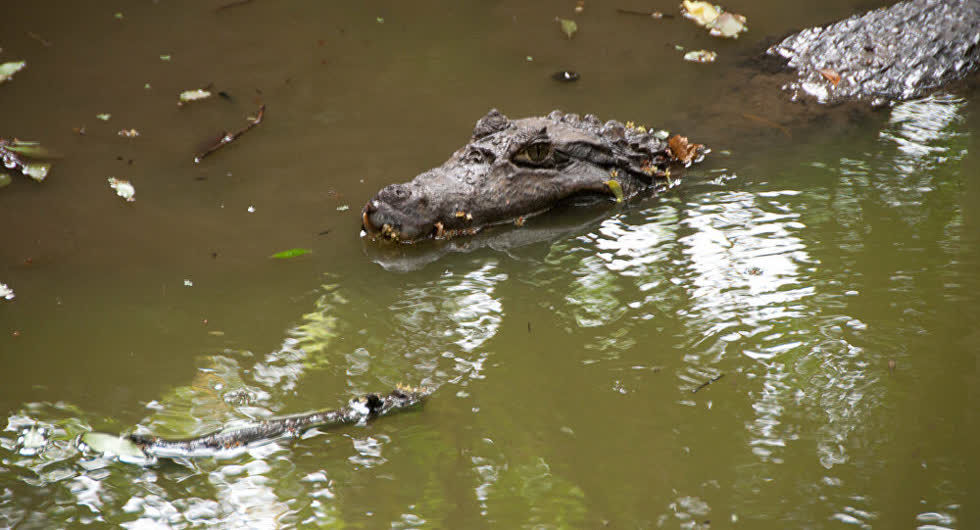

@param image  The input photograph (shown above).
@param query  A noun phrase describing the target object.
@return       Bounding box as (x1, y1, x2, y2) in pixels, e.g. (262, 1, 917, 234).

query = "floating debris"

(681, 1, 719, 26)
(575, 1, 585, 14)
(376, 16, 384, 24)
(16, 426, 46, 455)
(1, 138, 60, 183)
(0, 61, 26, 84)
(96, 113, 111, 121)
(247, 205, 255, 213)
(0, 173, 11, 188)
(113, 12, 124, 19)
(1, 282, 14, 300)
(178, 89, 212, 106)
(270, 248, 312, 259)
(107, 177, 135, 202)
(616, 8, 672, 19)
(183, 279, 194, 287)
(336, 204, 350, 211)
(557, 17, 578, 39)
(552, 70, 580, 82)
(159, 54, 171, 62)
(710, 12, 748, 38)
(194, 104, 266, 163)
(117, 129, 140, 138)
(21, 161, 50, 182)
(683, 49, 717, 63)
(681, 1, 747, 39)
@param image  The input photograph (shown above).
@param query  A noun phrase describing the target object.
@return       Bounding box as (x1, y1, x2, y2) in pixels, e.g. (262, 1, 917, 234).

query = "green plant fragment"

(606, 180, 624, 202)
(22, 162, 50, 182)
(270, 248, 312, 259)
(558, 18, 578, 39)
(0, 61, 26, 83)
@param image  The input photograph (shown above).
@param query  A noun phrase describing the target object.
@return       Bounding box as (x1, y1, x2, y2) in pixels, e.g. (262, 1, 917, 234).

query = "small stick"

(616, 8, 674, 19)
(27, 31, 52, 47)
(215, 0, 255, 12)
(691, 374, 724, 393)
(741, 113, 792, 138)
(194, 104, 265, 163)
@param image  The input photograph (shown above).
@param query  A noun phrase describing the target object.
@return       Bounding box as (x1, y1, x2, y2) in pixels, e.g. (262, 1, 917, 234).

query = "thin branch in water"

(194, 104, 265, 164)
(616, 8, 674, 19)
(741, 113, 792, 138)
(26, 31, 52, 47)
(215, 0, 255, 12)
(691, 374, 724, 393)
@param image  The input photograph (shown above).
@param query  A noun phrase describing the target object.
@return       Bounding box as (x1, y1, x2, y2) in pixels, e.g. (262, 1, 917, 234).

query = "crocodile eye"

(514, 142, 552, 164)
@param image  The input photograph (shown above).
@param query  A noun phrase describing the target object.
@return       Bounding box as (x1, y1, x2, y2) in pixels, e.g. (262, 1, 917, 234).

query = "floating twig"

(691, 373, 724, 393)
(616, 8, 674, 19)
(741, 112, 792, 138)
(215, 0, 255, 12)
(26, 31, 52, 47)
(194, 104, 265, 163)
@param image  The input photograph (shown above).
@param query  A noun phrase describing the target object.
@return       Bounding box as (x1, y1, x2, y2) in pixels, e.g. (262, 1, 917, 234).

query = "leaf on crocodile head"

(606, 180, 624, 202)
(668, 135, 703, 165)
(817, 68, 841, 86)
(557, 17, 578, 39)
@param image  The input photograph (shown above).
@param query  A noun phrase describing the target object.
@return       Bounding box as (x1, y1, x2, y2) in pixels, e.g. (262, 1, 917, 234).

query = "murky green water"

(2, 1, 978, 528)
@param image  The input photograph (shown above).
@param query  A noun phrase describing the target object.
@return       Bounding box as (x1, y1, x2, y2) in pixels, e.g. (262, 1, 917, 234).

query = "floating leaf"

(683, 50, 717, 63)
(336, 205, 350, 211)
(557, 17, 578, 39)
(179, 89, 212, 105)
(376, 16, 384, 24)
(183, 279, 193, 286)
(606, 180, 624, 202)
(159, 54, 171, 61)
(0, 61, 26, 84)
(96, 113, 111, 121)
(270, 248, 312, 259)
(0, 282, 14, 300)
(118, 129, 140, 138)
(4, 140, 60, 159)
(22, 162, 50, 182)
(709, 12, 747, 38)
(78, 432, 147, 463)
(682, 1, 747, 39)
(107, 177, 135, 202)
(681, 1, 719, 27)
(114, 12, 124, 19)
(575, 1, 585, 14)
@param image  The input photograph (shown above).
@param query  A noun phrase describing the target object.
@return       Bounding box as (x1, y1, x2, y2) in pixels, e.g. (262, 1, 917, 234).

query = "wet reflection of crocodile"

(361, 0, 980, 244)
(127, 386, 430, 459)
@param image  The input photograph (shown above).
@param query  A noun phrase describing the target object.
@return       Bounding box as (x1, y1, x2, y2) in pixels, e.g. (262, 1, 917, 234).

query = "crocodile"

(361, 0, 980, 244)
(116, 386, 431, 460)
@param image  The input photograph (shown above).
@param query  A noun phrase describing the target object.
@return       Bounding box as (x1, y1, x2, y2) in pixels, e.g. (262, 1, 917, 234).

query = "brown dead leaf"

(668, 135, 703, 165)
(817, 67, 841, 86)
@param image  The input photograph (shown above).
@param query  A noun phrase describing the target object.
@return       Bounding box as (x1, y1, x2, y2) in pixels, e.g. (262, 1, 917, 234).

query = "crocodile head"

(361, 109, 705, 243)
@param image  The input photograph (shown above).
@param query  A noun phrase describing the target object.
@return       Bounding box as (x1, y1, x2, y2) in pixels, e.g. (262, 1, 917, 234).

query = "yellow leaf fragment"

(606, 180, 624, 202)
